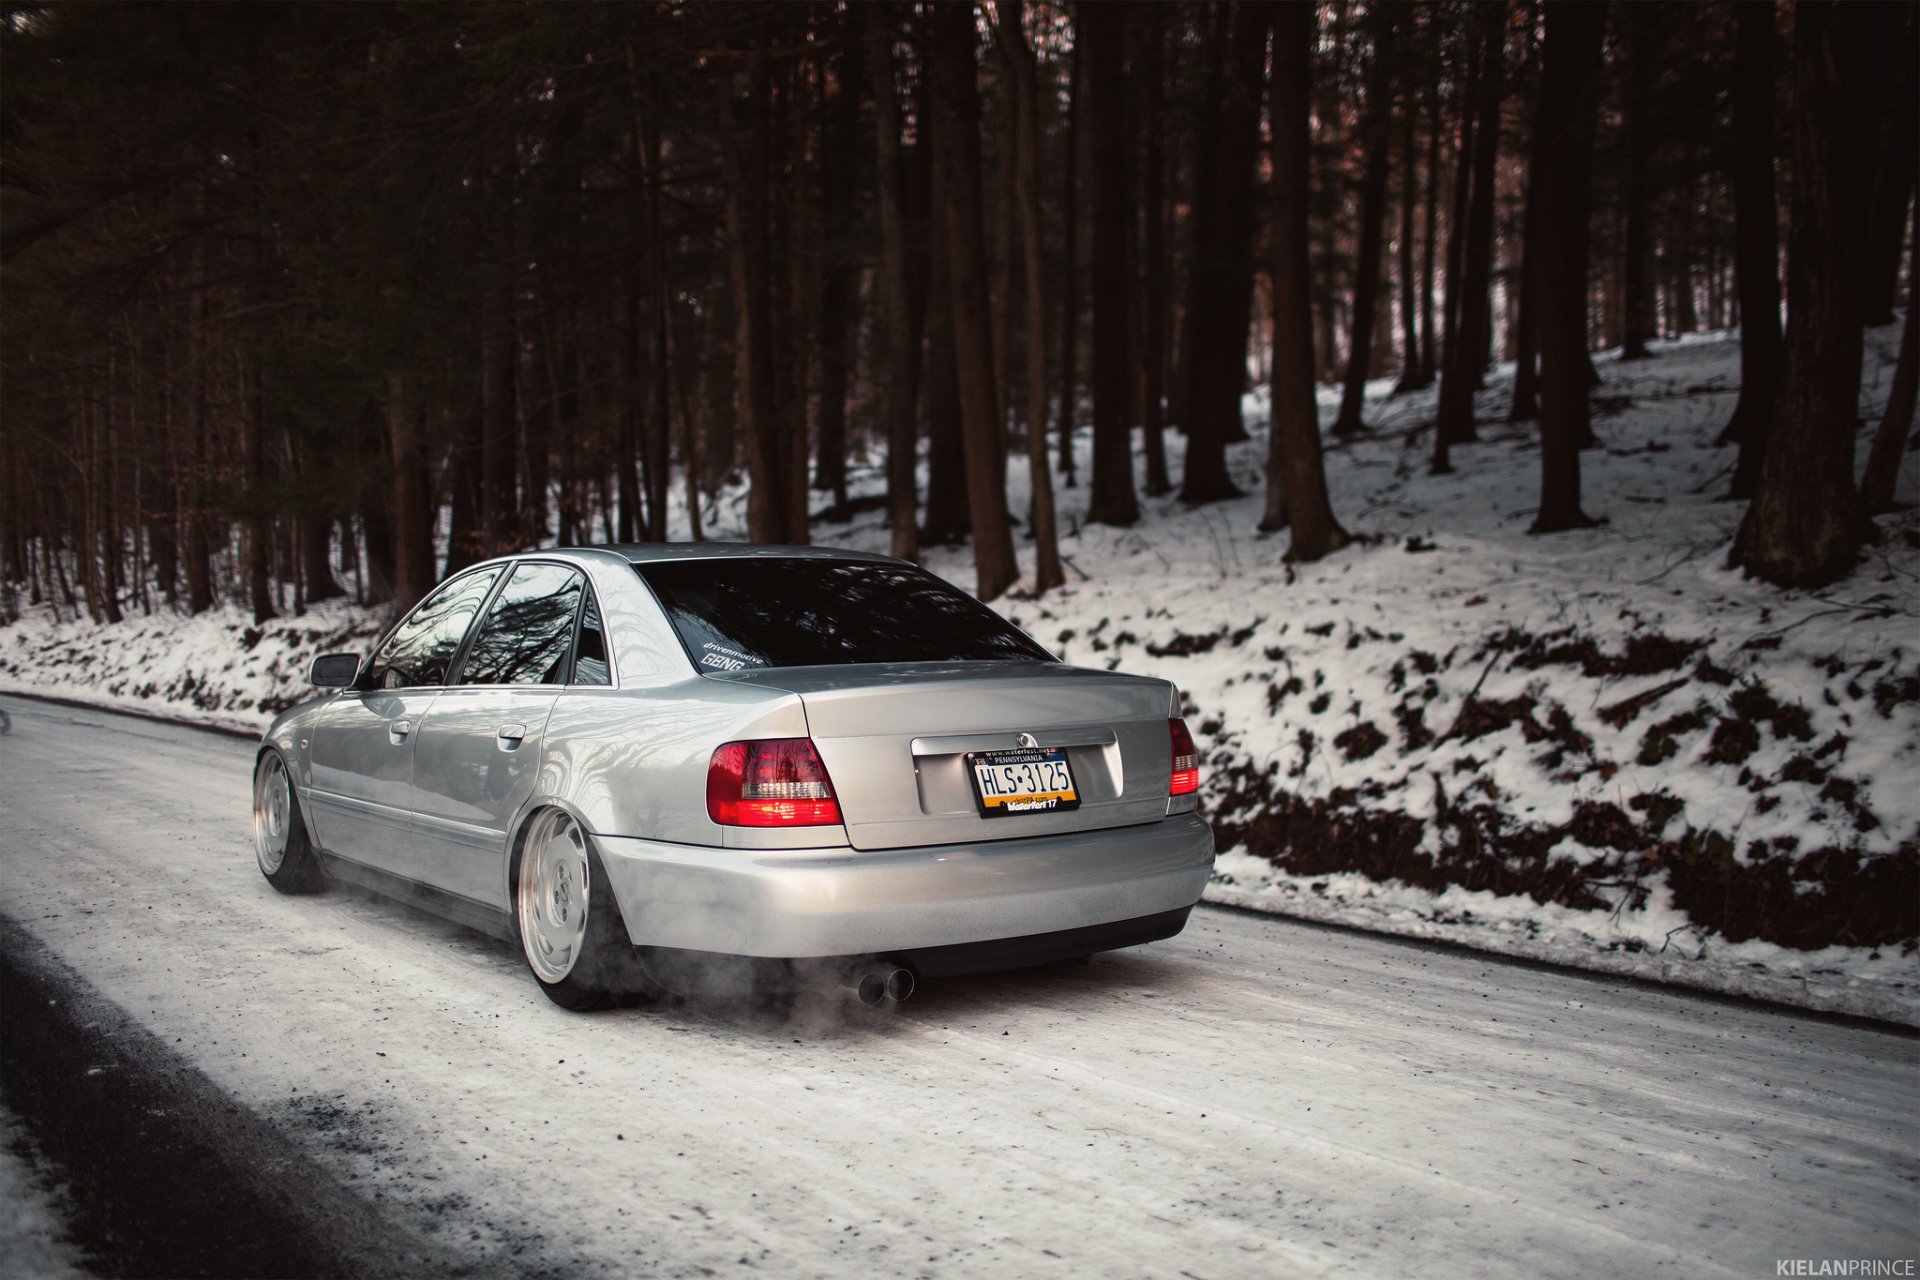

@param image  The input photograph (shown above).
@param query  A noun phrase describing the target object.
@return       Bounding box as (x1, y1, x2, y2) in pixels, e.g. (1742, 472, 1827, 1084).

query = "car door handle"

(497, 723, 527, 750)
(388, 719, 412, 743)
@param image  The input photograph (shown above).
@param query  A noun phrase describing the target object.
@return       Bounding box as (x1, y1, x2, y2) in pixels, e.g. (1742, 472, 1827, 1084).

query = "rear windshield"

(637, 559, 1054, 671)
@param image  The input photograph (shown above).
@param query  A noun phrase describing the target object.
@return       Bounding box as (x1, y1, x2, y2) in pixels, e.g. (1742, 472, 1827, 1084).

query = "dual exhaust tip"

(847, 963, 915, 1007)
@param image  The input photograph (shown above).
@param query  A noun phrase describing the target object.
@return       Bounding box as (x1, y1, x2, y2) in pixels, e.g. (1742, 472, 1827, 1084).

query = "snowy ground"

(0, 1108, 88, 1280)
(1, 694, 1916, 1279)
(3, 323, 1917, 1023)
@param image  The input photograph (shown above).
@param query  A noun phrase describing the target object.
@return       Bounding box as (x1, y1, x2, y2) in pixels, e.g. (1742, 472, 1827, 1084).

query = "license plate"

(966, 747, 1080, 818)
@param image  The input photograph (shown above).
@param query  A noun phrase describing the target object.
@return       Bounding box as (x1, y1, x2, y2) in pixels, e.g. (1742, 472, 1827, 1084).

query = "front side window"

(637, 559, 1054, 671)
(458, 563, 586, 686)
(366, 567, 504, 690)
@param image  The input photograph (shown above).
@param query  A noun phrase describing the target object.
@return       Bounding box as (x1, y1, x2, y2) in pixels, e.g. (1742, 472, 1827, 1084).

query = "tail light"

(707, 738, 843, 827)
(1169, 718, 1201, 796)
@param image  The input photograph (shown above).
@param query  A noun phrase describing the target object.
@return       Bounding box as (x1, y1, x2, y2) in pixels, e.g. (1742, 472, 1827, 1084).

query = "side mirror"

(309, 653, 363, 688)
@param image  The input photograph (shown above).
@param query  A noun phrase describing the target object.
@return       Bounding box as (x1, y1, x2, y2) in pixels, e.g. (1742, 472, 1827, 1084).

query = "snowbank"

(4, 324, 1916, 1024)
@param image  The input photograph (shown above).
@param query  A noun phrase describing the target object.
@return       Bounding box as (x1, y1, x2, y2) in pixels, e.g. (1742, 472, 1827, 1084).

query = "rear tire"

(513, 808, 659, 1010)
(253, 752, 325, 894)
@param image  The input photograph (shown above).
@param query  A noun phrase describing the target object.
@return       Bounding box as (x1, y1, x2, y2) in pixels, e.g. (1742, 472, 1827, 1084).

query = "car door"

(406, 562, 597, 909)
(303, 565, 505, 877)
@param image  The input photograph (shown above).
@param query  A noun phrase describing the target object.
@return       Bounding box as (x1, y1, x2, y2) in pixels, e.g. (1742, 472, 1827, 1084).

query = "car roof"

(564, 542, 908, 567)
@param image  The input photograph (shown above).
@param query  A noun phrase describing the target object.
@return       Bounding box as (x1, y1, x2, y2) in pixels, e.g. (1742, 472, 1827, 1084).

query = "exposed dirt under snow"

(3, 324, 1917, 1024)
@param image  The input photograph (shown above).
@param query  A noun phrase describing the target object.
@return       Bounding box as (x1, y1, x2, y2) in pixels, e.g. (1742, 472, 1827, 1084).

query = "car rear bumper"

(594, 814, 1214, 959)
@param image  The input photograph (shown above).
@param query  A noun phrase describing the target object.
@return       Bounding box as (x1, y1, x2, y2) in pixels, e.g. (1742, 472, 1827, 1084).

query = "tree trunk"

(1725, 0, 1784, 497)
(991, 65, 1016, 471)
(1731, 1, 1876, 585)
(1138, 3, 1173, 497)
(1432, 27, 1483, 473)
(928, 3, 1020, 600)
(299, 425, 343, 604)
(814, 37, 861, 514)
(1861, 4, 1916, 328)
(388, 373, 435, 616)
(784, 57, 813, 547)
(1530, 0, 1607, 535)
(623, 277, 646, 546)
(718, 48, 788, 544)
(1333, 9, 1398, 437)
(1509, 152, 1542, 422)
(922, 165, 971, 546)
(481, 279, 518, 554)
(1055, 33, 1083, 488)
(999, 1, 1066, 593)
(1418, 78, 1441, 384)
(1082, 3, 1140, 528)
(1394, 77, 1425, 394)
(1461, 12, 1505, 389)
(868, 4, 922, 563)
(245, 356, 276, 624)
(1619, 1, 1659, 360)
(1861, 196, 1919, 513)
(1178, 0, 1269, 505)
(1264, 2, 1350, 562)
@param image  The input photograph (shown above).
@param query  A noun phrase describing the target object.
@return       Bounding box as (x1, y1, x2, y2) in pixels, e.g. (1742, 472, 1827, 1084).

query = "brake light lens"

(1169, 718, 1201, 796)
(707, 738, 843, 827)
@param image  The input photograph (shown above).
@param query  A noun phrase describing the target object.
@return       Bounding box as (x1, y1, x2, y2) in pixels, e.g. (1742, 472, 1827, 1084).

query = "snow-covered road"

(1, 693, 1914, 1278)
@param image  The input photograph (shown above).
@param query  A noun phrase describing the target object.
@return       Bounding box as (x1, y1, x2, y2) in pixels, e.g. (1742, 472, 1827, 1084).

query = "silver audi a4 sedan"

(252, 545, 1214, 1009)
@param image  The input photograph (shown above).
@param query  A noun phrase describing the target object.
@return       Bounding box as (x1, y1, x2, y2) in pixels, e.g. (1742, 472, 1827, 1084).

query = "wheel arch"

(254, 743, 325, 853)
(501, 795, 603, 919)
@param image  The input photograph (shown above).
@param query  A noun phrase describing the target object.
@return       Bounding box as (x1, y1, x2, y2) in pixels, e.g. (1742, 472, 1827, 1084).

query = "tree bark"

(480, 278, 518, 554)
(387, 373, 435, 616)
(718, 48, 789, 544)
(1138, 3, 1173, 497)
(1861, 4, 1916, 328)
(1530, 0, 1607, 535)
(1418, 78, 1441, 384)
(1861, 195, 1919, 514)
(1333, 8, 1399, 437)
(928, 3, 1020, 600)
(1432, 24, 1483, 473)
(998, 0, 1066, 593)
(1619, 1, 1659, 360)
(1732, 1, 1876, 585)
(1461, 11, 1505, 389)
(1509, 136, 1542, 422)
(868, 5, 922, 563)
(1083, 3, 1139, 528)
(922, 162, 970, 547)
(645, 99, 672, 542)
(1394, 72, 1426, 394)
(1178, 0, 1270, 505)
(991, 63, 1016, 473)
(299, 413, 343, 604)
(1263, 1, 1350, 562)
(1055, 33, 1083, 488)
(244, 356, 276, 624)
(1725, 0, 1784, 497)
(814, 37, 861, 515)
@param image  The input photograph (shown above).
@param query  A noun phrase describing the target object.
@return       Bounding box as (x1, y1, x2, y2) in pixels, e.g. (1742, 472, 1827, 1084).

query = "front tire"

(514, 808, 657, 1010)
(253, 751, 325, 894)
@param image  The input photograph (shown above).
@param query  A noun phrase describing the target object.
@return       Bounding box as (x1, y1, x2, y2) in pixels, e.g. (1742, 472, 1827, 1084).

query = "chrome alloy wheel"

(518, 809, 592, 984)
(254, 754, 293, 876)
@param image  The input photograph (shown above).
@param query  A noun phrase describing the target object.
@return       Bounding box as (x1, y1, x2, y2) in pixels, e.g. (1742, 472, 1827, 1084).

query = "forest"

(1, 0, 1915, 626)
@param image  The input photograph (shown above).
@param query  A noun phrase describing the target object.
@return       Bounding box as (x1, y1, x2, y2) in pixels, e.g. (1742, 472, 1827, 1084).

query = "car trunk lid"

(707, 663, 1176, 850)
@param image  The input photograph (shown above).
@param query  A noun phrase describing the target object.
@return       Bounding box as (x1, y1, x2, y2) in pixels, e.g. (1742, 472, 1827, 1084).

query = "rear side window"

(637, 559, 1053, 670)
(572, 592, 612, 686)
(366, 567, 503, 690)
(458, 563, 586, 686)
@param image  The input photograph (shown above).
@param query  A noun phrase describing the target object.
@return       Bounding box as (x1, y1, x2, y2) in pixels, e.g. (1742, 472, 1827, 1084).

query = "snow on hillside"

(4, 322, 1916, 1023)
